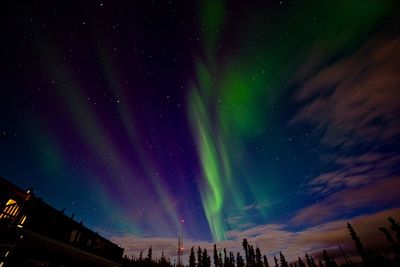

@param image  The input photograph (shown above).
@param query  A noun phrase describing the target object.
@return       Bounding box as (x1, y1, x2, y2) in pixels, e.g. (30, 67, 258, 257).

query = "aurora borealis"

(1, 0, 400, 261)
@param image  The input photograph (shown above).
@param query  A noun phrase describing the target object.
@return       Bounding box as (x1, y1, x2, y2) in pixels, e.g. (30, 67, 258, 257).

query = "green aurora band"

(189, 0, 397, 241)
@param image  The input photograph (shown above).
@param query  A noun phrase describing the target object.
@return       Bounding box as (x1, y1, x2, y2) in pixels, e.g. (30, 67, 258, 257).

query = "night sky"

(1, 0, 400, 261)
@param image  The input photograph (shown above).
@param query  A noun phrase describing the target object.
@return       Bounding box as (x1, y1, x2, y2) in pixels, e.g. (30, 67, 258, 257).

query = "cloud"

(293, 176, 400, 225)
(242, 199, 280, 212)
(111, 208, 400, 263)
(289, 31, 400, 228)
(226, 215, 256, 231)
(291, 35, 400, 149)
(225, 200, 283, 231)
(304, 152, 400, 196)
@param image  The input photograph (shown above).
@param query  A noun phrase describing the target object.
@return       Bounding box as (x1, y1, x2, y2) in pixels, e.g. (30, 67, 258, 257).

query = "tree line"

(121, 216, 400, 267)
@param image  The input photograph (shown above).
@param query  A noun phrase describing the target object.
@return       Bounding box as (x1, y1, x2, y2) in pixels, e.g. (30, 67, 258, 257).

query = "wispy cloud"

(111, 208, 400, 263)
(293, 176, 400, 225)
(225, 200, 282, 231)
(291, 35, 400, 150)
(305, 152, 400, 196)
(289, 31, 400, 227)
(226, 215, 256, 231)
(242, 199, 278, 212)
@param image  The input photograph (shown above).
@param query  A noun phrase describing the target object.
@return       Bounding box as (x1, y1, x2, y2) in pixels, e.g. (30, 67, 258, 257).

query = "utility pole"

(177, 219, 184, 266)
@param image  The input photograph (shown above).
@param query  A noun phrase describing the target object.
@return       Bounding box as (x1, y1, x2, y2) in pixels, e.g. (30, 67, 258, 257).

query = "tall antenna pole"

(177, 219, 184, 266)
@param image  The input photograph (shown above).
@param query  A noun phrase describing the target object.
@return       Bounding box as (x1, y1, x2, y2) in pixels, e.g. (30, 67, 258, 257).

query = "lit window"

(70, 230, 77, 242)
(20, 215, 27, 225)
(0, 199, 20, 220)
(17, 215, 27, 228)
(5, 199, 17, 205)
(70, 230, 81, 242)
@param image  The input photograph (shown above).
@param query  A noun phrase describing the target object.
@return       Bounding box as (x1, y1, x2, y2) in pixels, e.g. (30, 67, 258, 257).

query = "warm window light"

(20, 215, 27, 224)
(5, 199, 17, 206)
(70, 230, 82, 243)
(0, 199, 20, 219)
(17, 215, 27, 228)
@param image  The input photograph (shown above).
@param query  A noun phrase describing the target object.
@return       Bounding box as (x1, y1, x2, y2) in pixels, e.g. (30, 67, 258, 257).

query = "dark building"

(0, 176, 124, 267)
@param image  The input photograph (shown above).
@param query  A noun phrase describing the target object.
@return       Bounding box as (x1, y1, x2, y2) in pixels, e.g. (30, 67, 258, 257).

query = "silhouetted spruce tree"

(380, 226, 400, 263)
(224, 248, 229, 267)
(322, 250, 338, 267)
(298, 256, 306, 267)
(197, 246, 203, 267)
(121, 256, 130, 267)
(237, 252, 245, 267)
(230, 251, 235, 267)
(310, 256, 317, 267)
(305, 254, 311, 267)
(347, 222, 369, 265)
(190, 247, 196, 267)
(273, 255, 278, 267)
(147, 246, 152, 262)
(305, 254, 317, 267)
(280, 252, 289, 267)
(202, 248, 211, 267)
(219, 252, 223, 267)
(214, 244, 219, 267)
(249, 245, 256, 266)
(160, 251, 170, 267)
(139, 251, 143, 261)
(243, 239, 250, 264)
(388, 217, 400, 242)
(380, 226, 396, 245)
(255, 247, 263, 267)
(263, 255, 269, 267)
